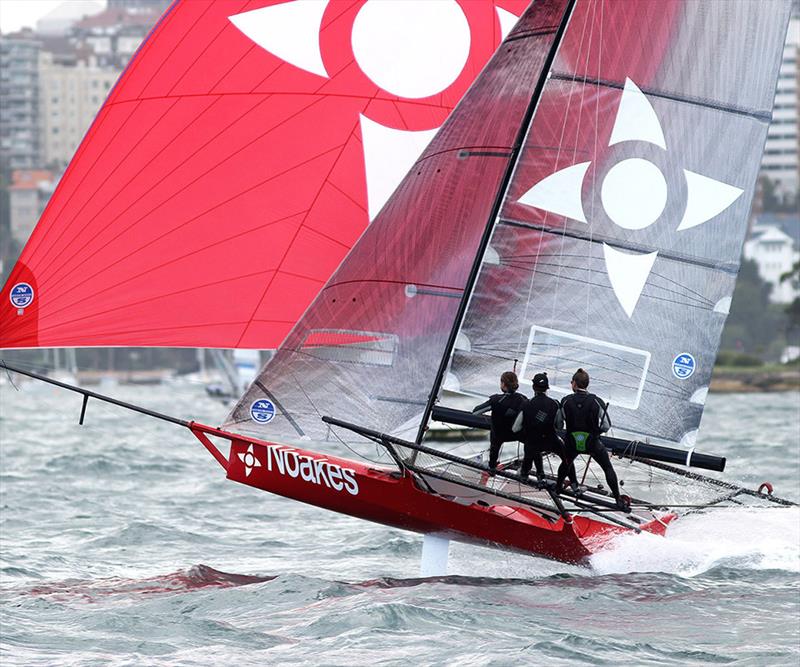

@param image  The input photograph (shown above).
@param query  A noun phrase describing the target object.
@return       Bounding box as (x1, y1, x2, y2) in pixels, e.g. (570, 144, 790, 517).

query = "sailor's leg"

(556, 454, 575, 491)
(488, 431, 503, 470)
(520, 440, 534, 478)
(553, 438, 578, 486)
(420, 534, 450, 577)
(591, 443, 621, 500)
(568, 461, 578, 486)
(533, 448, 545, 478)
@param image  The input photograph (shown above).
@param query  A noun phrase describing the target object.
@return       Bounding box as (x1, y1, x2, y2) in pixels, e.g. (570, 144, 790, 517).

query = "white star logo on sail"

(237, 444, 262, 478)
(228, 0, 519, 221)
(518, 78, 744, 318)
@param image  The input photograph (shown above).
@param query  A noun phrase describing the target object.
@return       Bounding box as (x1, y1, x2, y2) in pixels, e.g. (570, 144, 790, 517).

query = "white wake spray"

(589, 507, 800, 576)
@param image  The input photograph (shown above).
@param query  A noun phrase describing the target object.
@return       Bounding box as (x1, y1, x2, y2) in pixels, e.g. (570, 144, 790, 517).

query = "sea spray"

(590, 506, 800, 576)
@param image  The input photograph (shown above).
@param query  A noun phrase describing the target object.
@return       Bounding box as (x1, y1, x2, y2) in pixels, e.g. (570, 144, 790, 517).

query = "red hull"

(191, 423, 670, 564)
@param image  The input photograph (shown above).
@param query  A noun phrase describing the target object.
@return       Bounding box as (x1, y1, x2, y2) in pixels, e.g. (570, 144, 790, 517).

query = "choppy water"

(1, 380, 798, 666)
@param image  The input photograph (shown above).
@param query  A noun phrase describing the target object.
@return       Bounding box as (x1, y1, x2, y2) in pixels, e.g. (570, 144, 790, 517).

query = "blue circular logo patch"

(9, 282, 34, 309)
(250, 398, 275, 424)
(672, 353, 696, 379)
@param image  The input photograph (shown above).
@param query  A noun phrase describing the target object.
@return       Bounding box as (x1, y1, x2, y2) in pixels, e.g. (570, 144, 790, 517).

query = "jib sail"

(446, 0, 792, 446)
(225, 0, 574, 444)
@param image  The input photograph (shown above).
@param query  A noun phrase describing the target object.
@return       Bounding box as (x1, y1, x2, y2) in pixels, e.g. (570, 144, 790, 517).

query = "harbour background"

(1, 382, 798, 666)
(1, 1, 800, 370)
(1, 2, 799, 664)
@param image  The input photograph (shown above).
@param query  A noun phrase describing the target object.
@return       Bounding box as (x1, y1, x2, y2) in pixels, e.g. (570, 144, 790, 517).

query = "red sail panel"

(1, 0, 528, 349)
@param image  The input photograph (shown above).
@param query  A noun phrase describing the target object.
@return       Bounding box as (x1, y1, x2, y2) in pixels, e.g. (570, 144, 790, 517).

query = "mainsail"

(227, 0, 791, 453)
(0, 0, 522, 349)
(448, 0, 792, 447)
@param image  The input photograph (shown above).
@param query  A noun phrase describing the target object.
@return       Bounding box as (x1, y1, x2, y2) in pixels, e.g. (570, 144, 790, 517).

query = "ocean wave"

(16, 565, 273, 603)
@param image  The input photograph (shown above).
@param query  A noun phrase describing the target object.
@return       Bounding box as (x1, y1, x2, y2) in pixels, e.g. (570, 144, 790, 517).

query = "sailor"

(472, 371, 527, 474)
(519, 372, 576, 488)
(556, 368, 629, 511)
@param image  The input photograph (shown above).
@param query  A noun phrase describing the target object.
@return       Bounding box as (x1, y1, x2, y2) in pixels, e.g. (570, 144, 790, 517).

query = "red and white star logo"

(229, 0, 522, 220)
(237, 444, 262, 477)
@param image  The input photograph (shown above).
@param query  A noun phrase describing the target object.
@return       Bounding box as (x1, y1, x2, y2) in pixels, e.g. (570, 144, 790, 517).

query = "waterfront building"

(8, 169, 54, 245)
(71, 5, 163, 69)
(39, 50, 120, 168)
(761, 12, 799, 202)
(744, 214, 800, 304)
(0, 31, 41, 171)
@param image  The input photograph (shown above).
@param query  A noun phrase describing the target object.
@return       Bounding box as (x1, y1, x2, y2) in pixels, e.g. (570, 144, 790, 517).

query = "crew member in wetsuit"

(519, 372, 576, 488)
(472, 371, 527, 474)
(556, 368, 628, 511)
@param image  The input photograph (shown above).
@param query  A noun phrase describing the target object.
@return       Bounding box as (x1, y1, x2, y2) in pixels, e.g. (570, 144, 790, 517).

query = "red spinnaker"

(1, 0, 527, 349)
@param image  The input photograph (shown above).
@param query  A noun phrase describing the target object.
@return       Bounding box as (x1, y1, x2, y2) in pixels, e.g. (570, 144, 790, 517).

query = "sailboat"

(1, 0, 796, 568)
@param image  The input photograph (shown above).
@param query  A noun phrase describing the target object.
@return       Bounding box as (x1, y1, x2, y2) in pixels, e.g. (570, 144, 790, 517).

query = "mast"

(415, 0, 577, 445)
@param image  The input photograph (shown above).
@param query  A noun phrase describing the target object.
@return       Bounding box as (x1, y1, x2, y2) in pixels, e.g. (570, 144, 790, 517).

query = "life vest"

(561, 392, 602, 453)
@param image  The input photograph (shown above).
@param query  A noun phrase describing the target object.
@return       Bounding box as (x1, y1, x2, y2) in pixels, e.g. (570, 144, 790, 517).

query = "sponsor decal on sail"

(518, 77, 744, 318)
(250, 399, 276, 424)
(9, 283, 34, 311)
(672, 353, 697, 380)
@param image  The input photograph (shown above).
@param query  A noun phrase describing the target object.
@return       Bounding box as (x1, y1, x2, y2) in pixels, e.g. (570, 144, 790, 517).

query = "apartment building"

(39, 50, 120, 168)
(761, 13, 799, 201)
(0, 31, 41, 171)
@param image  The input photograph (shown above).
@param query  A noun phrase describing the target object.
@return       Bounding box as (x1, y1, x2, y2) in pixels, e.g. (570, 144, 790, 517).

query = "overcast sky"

(0, 0, 105, 35)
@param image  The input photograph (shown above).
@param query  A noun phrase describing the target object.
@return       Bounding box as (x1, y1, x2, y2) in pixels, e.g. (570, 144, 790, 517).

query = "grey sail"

(224, 0, 574, 445)
(447, 0, 793, 447)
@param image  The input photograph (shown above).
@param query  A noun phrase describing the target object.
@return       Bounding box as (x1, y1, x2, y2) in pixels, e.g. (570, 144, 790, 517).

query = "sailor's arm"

(472, 397, 493, 415)
(554, 403, 565, 431)
(596, 398, 611, 433)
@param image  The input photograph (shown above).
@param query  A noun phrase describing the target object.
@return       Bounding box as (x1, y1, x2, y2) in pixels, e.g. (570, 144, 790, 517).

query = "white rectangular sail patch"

(519, 326, 651, 410)
(301, 329, 398, 367)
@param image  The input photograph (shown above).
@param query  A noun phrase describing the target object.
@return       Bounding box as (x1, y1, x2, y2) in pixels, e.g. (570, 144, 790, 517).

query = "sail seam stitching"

(549, 73, 773, 122)
(500, 219, 739, 273)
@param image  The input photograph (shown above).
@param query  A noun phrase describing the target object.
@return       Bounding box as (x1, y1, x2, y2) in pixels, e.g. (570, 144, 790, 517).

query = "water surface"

(1, 381, 798, 665)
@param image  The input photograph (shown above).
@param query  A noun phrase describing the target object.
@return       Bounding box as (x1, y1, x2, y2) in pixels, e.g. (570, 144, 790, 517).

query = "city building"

(71, 5, 164, 69)
(8, 169, 54, 244)
(39, 50, 120, 168)
(0, 30, 41, 171)
(108, 0, 171, 11)
(744, 214, 800, 305)
(36, 1, 105, 37)
(760, 12, 799, 202)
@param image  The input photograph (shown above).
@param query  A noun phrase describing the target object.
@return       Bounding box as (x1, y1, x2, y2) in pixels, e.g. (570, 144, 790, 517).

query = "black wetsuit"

(520, 392, 574, 482)
(557, 390, 621, 501)
(472, 391, 527, 469)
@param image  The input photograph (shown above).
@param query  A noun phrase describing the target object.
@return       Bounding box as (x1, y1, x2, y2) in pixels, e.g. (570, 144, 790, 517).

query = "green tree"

(721, 258, 788, 357)
(759, 175, 780, 212)
(758, 175, 800, 213)
(781, 259, 800, 344)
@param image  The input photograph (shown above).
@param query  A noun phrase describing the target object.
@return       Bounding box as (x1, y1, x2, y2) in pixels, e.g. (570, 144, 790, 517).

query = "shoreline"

(710, 368, 800, 393)
(6, 367, 799, 394)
